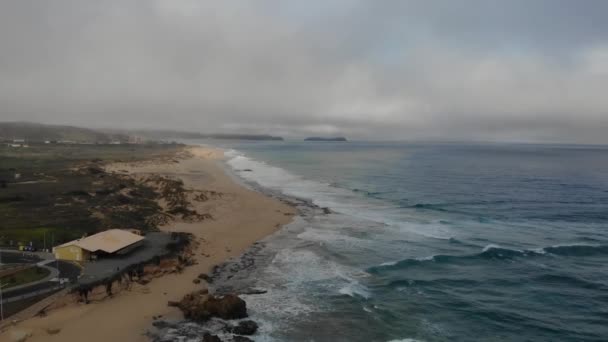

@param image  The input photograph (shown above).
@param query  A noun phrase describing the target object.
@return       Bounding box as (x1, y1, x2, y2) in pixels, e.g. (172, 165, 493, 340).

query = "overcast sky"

(1, 1, 607, 143)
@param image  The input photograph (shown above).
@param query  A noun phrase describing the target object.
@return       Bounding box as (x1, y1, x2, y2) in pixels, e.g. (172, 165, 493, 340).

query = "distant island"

(304, 137, 347, 142)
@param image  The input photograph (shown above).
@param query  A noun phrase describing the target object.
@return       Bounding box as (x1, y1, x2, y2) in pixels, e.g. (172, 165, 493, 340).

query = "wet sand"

(0, 146, 295, 342)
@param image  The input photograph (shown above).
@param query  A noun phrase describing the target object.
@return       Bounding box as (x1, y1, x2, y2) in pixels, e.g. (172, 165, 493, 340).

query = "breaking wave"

(370, 244, 608, 273)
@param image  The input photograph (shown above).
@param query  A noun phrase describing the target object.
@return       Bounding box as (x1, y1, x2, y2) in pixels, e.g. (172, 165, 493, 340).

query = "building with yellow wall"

(53, 244, 90, 262)
(53, 229, 144, 262)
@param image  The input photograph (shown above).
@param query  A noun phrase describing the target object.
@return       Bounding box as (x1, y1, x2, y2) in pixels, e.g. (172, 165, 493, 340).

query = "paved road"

(0, 250, 81, 318)
(55, 260, 82, 282)
(2, 265, 58, 293)
(2, 259, 81, 306)
(3, 261, 81, 297)
(3, 280, 58, 299)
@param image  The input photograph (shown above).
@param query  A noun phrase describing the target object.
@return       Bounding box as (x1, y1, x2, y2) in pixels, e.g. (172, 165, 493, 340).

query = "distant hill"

(0, 122, 126, 143)
(129, 130, 284, 141)
(304, 137, 347, 142)
(0, 123, 284, 143)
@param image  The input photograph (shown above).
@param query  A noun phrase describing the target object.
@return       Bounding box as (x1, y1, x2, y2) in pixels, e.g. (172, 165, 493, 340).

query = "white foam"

(238, 247, 373, 339)
(482, 243, 502, 252)
(531, 247, 547, 254)
(269, 248, 369, 282)
(225, 148, 455, 241)
(220, 148, 451, 339)
(223, 148, 239, 158)
(297, 228, 370, 248)
(243, 287, 313, 317)
(338, 281, 371, 299)
(482, 244, 524, 253)
(380, 260, 398, 266)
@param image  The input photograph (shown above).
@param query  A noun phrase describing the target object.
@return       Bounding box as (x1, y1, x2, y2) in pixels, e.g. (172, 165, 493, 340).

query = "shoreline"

(0, 145, 296, 342)
(148, 151, 328, 341)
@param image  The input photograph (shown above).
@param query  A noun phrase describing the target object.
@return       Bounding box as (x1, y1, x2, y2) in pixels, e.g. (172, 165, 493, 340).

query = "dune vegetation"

(0, 143, 204, 248)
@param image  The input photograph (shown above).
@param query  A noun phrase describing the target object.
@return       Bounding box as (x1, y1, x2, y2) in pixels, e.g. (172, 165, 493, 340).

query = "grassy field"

(0, 266, 51, 289)
(0, 143, 184, 248)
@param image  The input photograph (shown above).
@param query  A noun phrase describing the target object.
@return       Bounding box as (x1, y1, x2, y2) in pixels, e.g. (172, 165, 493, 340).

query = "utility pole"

(0, 282, 3, 322)
(1, 248, 4, 321)
(51, 233, 59, 283)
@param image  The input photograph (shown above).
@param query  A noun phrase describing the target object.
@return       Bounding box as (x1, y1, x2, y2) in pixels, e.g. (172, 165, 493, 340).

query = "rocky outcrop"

(226, 320, 258, 335)
(202, 333, 222, 342)
(198, 273, 213, 283)
(176, 291, 247, 321)
(201, 294, 247, 320)
(151, 320, 178, 330)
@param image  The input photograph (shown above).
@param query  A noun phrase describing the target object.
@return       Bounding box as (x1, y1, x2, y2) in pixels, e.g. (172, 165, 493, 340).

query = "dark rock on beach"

(149, 320, 228, 342)
(152, 219, 304, 342)
(177, 290, 248, 321)
(203, 294, 248, 320)
(202, 332, 223, 342)
(149, 317, 261, 342)
(198, 272, 213, 283)
(226, 320, 258, 335)
(151, 320, 178, 330)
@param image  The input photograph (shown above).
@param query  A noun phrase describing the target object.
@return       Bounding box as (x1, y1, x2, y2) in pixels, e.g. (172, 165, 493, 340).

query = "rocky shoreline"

(145, 243, 274, 342)
(150, 288, 257, 341)
(147, 180, 327, 342)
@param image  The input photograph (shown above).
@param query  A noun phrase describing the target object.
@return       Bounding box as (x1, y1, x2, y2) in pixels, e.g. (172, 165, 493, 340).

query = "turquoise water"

(215, 141, 608, 341)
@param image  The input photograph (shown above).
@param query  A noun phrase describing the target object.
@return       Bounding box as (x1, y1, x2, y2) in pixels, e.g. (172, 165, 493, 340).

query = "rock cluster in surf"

(151, 291, 258, 342)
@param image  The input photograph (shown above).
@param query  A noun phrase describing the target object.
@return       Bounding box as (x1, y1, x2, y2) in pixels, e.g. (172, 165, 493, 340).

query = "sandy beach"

(0, 146, 295, 342)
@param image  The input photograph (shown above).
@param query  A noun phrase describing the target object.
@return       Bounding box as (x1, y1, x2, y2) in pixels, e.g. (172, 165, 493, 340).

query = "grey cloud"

(0, 0, 607, 143)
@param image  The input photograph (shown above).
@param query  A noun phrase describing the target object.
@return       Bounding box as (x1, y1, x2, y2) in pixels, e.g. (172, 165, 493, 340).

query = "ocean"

(205, 141, 608, 341)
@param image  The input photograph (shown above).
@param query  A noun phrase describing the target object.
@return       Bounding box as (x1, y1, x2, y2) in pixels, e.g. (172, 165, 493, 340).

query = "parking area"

(0, 251, 41, 265)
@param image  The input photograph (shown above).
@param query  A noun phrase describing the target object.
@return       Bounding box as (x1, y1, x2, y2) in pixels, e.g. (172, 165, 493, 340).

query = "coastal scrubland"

(0, 266, 50, 289)
(0, 143, 201, 247)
